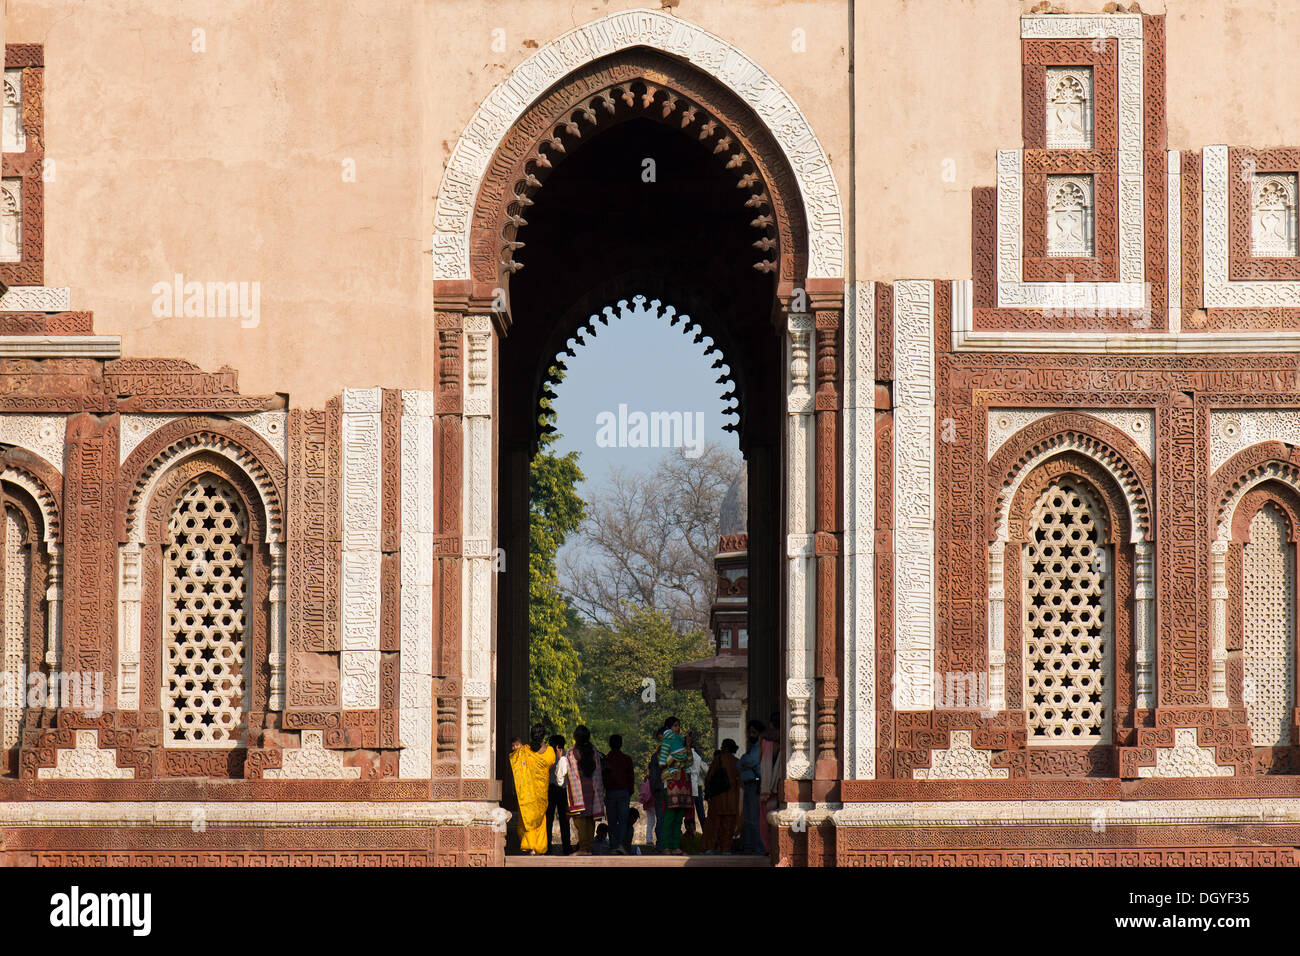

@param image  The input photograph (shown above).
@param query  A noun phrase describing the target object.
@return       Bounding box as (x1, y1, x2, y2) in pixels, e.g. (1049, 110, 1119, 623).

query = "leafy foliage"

(527, 374, 586, 735)
(571, 606, 715, 775)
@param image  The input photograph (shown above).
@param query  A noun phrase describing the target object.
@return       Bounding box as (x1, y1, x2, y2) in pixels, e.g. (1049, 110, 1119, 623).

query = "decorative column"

(1134, 539, 1156, 710)
(986, 544, 1006, 713)
(812, 292, 842, 784)
(785, 311, 815, 782)
(267, 540, 286, 711)
(1209, 538, 1229, 709)
(115, 542, 142, 711)
(431, 310, 463, 780)
(43, 542, 61, 708)
(461, 313, 494, 780)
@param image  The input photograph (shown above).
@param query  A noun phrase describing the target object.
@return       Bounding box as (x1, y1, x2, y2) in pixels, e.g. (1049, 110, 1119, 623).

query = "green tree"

(573, 606, 715, 774)
(527, 374, 586, 735)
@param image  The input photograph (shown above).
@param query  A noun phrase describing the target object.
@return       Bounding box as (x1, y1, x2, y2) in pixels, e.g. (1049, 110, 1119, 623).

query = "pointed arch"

(989, 413, 1153, 546)
(435, 11, 847, 787)
(1210, 442, 1300, 752)
(116, 420, 287, 733)
(433, 8, 842, 288)
(985, 414, 1156, 728)
(119, 416, 285, 546)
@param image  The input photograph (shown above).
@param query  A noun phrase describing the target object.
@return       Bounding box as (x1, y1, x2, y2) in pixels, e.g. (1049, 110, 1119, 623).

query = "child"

(626, 808, 643, 855)
(591, 822, 612, 855)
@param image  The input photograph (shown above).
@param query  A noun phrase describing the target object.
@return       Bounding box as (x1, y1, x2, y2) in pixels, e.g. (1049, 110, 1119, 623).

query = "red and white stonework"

(3, 9, 1300, 867)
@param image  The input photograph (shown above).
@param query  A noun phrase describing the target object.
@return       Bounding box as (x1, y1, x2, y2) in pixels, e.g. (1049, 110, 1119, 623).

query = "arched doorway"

(432, 9, 846, 810)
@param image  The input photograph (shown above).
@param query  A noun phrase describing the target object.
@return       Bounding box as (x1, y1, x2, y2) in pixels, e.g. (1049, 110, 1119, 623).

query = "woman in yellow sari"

(510, 723, 558, 854)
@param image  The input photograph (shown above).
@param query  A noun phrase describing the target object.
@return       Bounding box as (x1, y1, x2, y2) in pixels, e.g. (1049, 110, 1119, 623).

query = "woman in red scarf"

(563, 725, 605, 854)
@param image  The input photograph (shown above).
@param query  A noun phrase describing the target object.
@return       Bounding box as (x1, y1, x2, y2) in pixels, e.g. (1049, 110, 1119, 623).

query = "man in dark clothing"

(545, 733, 571, 855)
(603, 734, 635, 854)
(738, 720, 765, 854)
(648, 728, 665, 851)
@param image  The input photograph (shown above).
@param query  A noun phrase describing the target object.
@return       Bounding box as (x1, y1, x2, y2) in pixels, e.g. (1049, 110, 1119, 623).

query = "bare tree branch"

(559, 442, 742, 633)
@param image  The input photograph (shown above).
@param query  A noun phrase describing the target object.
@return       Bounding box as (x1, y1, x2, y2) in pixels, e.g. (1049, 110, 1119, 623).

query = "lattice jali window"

(1242, 504, 1296, 747)
(1023, 480, 1113, 743)
(163, 474, 250, 748)
(1, 503, 30, 751)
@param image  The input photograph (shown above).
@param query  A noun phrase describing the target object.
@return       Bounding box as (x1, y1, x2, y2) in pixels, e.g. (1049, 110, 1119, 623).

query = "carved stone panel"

(1045, 68, 1093, 149)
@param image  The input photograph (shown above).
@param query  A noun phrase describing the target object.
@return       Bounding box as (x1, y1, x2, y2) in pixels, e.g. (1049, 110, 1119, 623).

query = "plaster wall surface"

(4, 0, 1298, 404)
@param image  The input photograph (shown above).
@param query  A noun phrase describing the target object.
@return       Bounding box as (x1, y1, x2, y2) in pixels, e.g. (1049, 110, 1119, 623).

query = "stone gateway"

(0, 2, 1298, 867)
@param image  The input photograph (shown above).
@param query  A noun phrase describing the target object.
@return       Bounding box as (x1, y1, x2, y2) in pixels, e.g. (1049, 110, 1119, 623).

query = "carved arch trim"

(119, 417, 286, 545)
(1211, 442, 1300, 541)
(0, 444, 61, 543)
(1231, 483, 1300, 544)
(539, 289, 744, 443)
(470, 51, 804, 294)
(989, 413, 1154, 545)
(1006, 452, 1132, 548)
(434, 7, 842, 284)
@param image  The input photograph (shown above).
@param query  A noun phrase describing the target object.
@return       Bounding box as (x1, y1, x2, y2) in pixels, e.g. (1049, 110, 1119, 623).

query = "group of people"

(508, 714, 783, 857)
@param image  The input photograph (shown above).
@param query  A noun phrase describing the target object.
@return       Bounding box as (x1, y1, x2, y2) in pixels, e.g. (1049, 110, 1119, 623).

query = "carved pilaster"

(1134, 539, 1156, 711)
(399, 389, 436, 779)
(62, 413, 118, 696)
(340, 388, 383, 712)
(1210, 538, 1229, 709)
(461, 314, 494, 780)
(784, 311, 814, 781)
(115, 542, 142, 711)
(843, 281, 876, 779)
(267, 540, 286, 711)
(891, 282, 935, 711)
(285, 407, 339, 714)
(986, 544, 1007, 713)
(813, 304, 841, 780)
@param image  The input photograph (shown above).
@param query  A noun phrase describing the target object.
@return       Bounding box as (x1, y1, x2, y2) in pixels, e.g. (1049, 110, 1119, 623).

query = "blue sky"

(549, 296, 741, 497)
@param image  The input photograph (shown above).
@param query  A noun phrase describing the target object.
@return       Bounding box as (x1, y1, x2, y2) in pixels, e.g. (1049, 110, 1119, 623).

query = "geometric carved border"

(1227, 147, 1300, 281)
(119, 417, 286, 544)
(0, 46, 43, 287)
(974, 15, 1168, 332)
(1021, 39, 1120, 282)
(432, 8, 842, 282)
